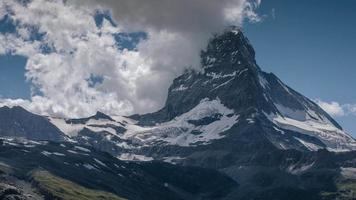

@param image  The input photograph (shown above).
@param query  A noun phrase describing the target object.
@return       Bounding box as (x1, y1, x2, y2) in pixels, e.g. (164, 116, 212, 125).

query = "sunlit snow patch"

(117, 153, 154, 162)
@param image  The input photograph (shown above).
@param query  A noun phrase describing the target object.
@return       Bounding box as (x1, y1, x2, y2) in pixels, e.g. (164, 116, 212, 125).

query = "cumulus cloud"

(84, 0, 261, 72)
(316, 99, 356, 117)
(0, 0, 261, 118)
(315, 100, 345, 117)
(81, 0, 261, 32)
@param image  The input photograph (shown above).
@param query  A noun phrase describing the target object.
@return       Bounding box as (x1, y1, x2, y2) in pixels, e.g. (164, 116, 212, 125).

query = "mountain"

(49, 27, 355, 160)
(1, 27, 356, 199)
(0, 106, 65, 141)
(129, 27, 355, 152)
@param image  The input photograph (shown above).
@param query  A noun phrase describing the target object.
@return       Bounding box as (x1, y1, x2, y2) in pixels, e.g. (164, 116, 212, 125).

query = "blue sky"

(0, 55, 30, 99)
(0, 0, 355, 136)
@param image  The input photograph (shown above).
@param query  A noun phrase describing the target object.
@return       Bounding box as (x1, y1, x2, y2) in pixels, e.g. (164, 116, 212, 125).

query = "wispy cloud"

(315, 99, 356, 117)
(271, 8, 276, 20)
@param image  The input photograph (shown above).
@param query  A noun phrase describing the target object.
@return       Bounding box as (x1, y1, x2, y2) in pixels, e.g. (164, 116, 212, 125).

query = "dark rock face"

(0, 183, 30, 200)
(0, 106, 65, 141)
(0, 168, 44, 200)
(74, 128, 130, 156)
(65, 111, 115, 125)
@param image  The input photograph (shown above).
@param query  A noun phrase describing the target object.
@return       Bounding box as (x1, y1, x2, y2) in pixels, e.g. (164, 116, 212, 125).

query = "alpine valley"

(1, 28, 356, 200)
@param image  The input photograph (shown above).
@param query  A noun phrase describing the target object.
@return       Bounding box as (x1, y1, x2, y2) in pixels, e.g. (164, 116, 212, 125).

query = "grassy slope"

(31, 170, 126, 200)
(321, 179, 356, 200)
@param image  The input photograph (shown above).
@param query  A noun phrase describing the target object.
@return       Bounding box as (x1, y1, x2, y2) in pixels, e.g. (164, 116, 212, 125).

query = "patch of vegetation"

(321, 179, 356, 200)
(31, 170, 126, 200)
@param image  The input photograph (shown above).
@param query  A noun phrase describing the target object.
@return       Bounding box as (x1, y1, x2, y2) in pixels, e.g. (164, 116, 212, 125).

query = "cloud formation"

(83, 0, 261, 31)
(0, 0, 261, 118)
(316, 99, 356, 117)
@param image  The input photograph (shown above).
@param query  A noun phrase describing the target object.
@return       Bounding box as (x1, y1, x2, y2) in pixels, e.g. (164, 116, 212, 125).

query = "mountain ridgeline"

(0, 27, 356, 200)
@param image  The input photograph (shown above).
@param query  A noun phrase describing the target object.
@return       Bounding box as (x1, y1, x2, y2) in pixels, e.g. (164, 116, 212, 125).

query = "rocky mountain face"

(0, 106, 65, 141)
(1, 27, 356, 199)
(131, 28, 354, 152)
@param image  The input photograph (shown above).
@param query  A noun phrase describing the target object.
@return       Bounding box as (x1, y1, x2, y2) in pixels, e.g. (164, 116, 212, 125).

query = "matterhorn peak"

(201, 26, 259, 75)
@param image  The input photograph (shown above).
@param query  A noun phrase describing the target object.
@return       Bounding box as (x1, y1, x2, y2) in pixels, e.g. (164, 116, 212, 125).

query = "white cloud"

(81, 0, 261, 32)
(0, 0, 261, 118)
(78, 0, 262, 73)
(315, 99, 356, 117)
(315, 100, 345, 117)
(0, 34, 41, 55)
(0, 2, 5, 20)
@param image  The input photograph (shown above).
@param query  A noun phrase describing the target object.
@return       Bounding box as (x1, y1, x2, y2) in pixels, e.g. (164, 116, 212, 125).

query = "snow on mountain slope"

(266, 112, 356, 152)
(258, 71, 356, 151)
(49, 117, 85, 137)
(123, 98, 239, 147)
(50, 98, 239, 148)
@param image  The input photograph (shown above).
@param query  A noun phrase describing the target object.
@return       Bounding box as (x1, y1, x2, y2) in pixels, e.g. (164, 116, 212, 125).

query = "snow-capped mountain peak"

(47, 28, 356, 156)
(2, 28, 354, 166)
